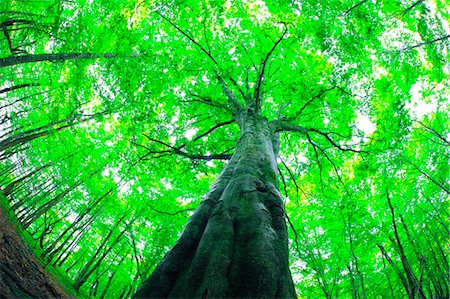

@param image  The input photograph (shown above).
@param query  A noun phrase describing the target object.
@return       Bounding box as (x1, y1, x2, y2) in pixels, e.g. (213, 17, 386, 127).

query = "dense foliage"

(1, 0, 448, 298)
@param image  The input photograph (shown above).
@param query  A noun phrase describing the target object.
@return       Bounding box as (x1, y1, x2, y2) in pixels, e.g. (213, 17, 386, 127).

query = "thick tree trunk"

(134, 113, 296, 298)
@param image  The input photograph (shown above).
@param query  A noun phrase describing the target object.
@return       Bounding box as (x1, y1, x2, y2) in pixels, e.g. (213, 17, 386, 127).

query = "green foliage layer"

(0, 0, 448, 298)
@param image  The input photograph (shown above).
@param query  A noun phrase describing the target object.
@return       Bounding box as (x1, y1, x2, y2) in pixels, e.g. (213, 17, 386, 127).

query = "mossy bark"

(134, 112, 296, 298)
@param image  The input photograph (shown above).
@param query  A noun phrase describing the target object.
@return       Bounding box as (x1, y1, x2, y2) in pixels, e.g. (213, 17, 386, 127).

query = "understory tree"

(0, 0, 449, 298)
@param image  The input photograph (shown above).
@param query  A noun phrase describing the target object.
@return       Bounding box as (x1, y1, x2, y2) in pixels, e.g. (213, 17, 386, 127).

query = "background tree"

(0, 0, 448, 298)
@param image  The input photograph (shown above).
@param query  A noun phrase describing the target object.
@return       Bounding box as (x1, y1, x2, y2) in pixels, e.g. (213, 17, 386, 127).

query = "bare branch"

(274, 121, 308, 134)
(306, 134, 324, 192)
(141, 134, 232, 161)
(394, 0, 423, 19)
(400, 155, 450, 194)
(279, 156, 309, 200)
(280, 86, 338, 122)
(344, 0, 369, 16)
(418, 121, 449, 145)
(254, 24, 288, 112)
(311, 136, 350, 195)
(0, 83, 38, 94)
(285, 211, 301, 256)
(184, 93, 231, 112)
(155, 11, 218, 66)
(148, 205, 195, 217)
(274, 122, 367, 154)
(192, 119, 234, 143)
(155, 11, 244, 115)
(296, 86, 337, 118)
(227, 75, 248, 101)
(400, 34, 450, 52)
(308, 128, 369, 154)
(278, 166, 289, 198)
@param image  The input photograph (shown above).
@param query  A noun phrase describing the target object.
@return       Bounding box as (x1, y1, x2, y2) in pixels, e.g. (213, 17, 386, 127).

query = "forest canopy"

(0, 0, 449, 298)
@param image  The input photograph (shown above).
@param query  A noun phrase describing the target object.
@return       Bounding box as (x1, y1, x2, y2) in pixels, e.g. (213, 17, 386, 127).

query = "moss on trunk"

(134, 113, 296, 298)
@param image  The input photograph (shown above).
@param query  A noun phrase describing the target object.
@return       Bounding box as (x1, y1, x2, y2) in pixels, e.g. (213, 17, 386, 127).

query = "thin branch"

(156, 11, 245, 114)
(184, 93, 231, 112)
(142, 134, 232, 161)
(306, 133, 324, 192)
(254, 23, 288, 112)
(231, 31, 257, 70)
(297, 86, 337, 117)
(278, 166, 289, 198)
(275, 122, 368, 154)
(174, 119, 234, 151)
(400, 155, 450, 194)
(274, 121, 308, 134)
(0, 83, 38, 94)
(148, 205, 195, 217)
(394, 0, 423, 19)
(227, 75, 248, 101)
(279, 156, 308, 200)
(192, 119, 234, 143)
(285, 211, 301, 256)
(418, 121, 449, 145)
(308, 128, 369, 154)
(400, 34, 450, 52)
(281, 86, 337, 122)
(155, 11, 218, 66)
(344, 0, 369, 16)
(312, 139, 350, 195)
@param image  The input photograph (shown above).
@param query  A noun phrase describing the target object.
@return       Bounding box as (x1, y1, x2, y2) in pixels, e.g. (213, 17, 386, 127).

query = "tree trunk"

(44, 188, 113, 258)
(0, 53, 115, 67)
(134, 112, 296, 298)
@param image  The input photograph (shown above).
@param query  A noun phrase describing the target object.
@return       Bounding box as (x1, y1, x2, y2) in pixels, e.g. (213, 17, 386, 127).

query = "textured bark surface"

(0, 207, 74, 299)
(134, 113, 296, 298)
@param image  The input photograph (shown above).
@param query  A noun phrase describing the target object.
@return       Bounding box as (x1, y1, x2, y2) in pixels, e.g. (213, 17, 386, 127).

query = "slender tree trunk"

(12, 180, 55, 213)
(0, 111, 108, 153)
(99, 255, 125, 299)
(44, 188, 113, 257)
(50, 207, 102, 265)
(0, 53, 116, 67)
(1, 163, 51, 197)
(382, 258, 396, 298)
(134, 112, 296, 298)
(0, 83, 37, 94)
(21, 180, 83, 228)
(386, 192, 425, 299)
(73, 215, 130, 290)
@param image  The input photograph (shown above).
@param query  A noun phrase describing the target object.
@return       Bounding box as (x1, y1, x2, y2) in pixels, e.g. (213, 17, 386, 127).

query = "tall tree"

(1, 0, 448, 298)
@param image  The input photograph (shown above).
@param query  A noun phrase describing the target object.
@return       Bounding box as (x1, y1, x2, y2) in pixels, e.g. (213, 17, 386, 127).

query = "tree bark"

(134, 112, 296, 298)
(0, 53, 115, 67)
